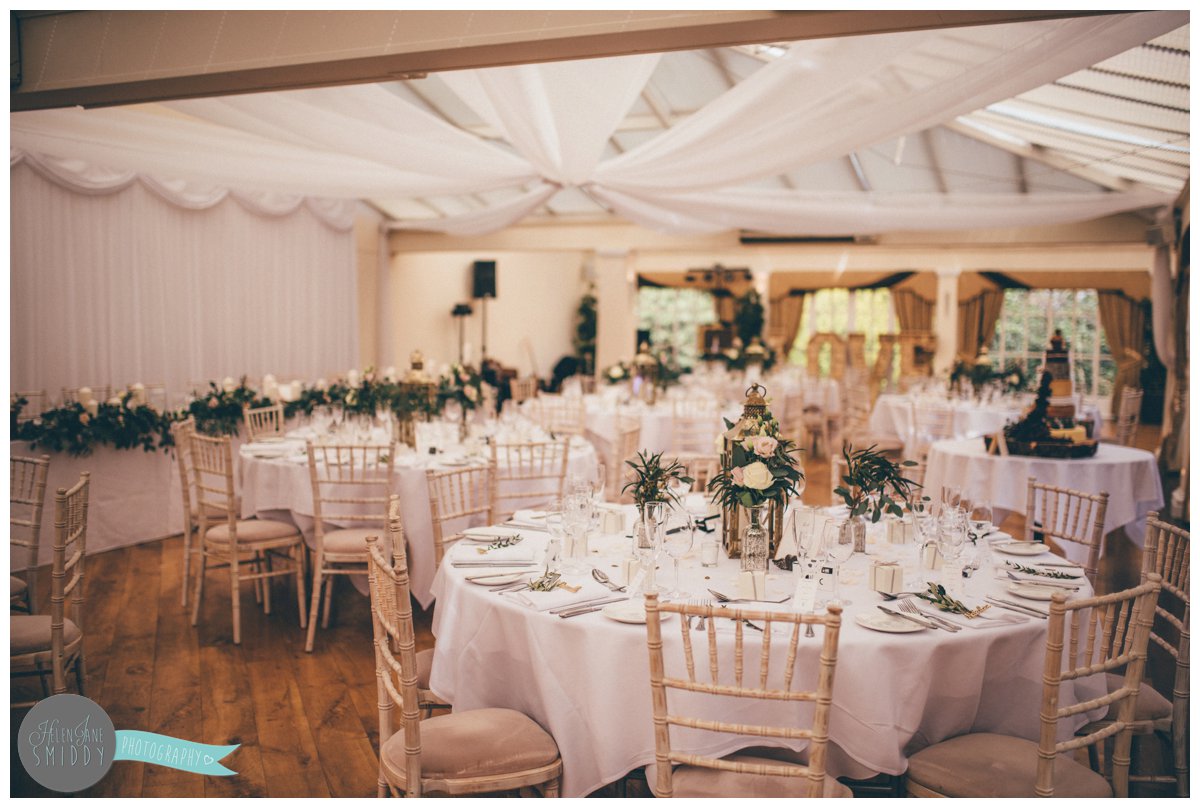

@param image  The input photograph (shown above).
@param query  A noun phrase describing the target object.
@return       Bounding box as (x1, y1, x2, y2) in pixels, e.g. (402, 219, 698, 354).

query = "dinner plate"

(993, 542, 1050, 557)
(601, 601, 674, 624)
(855, 612, 925, 633)
(1007, 582, 1057, 601)
(465, 572, 527, 586)
(439, 457, 472, 467)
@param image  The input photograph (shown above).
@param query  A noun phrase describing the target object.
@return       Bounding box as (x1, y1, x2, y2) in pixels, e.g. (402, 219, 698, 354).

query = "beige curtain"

(768, 292, 806, 356)
(1097, 291, 1147, 415)
(957, 290, 1005, 363)
(892, 289, 934, 332)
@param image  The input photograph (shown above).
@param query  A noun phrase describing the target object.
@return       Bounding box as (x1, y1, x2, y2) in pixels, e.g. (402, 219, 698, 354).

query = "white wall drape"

(9, 11, 1184, 237)
(10, 161, 357, 398)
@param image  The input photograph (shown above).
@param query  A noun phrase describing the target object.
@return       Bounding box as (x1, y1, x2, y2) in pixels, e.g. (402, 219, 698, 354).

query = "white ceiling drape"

(10, 11, 1185, 236)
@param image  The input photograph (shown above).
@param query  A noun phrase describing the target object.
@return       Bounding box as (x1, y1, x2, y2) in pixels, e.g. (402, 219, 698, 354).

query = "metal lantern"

(632, 342, 659, 404)
(720, 383, 785, 558)
(395, 350, 437, 447)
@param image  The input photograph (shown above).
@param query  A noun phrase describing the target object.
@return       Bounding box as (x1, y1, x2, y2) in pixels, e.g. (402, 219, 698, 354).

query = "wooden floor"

(10, 425, 1179, 797)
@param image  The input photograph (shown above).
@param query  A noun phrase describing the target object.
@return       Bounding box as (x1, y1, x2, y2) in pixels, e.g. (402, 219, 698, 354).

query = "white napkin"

(242, 441, 297, 457)
(462, 526, 526, 540)
(930, 606, 1031, 629)
(504, 578, 611, 611)
(451, 540, 535, 564)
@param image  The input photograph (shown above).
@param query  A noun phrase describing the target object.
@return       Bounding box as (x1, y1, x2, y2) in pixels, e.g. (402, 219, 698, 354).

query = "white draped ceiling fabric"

(10, 154, 357, 396)
(10, 11, 1183, 238)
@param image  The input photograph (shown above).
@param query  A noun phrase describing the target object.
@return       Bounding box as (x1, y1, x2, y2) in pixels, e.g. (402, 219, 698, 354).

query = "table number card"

(792, 576, 819, 614)
(797, 558, 835, 596)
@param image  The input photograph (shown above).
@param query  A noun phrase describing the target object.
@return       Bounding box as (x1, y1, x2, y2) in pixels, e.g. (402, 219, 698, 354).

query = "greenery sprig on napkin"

(484, 535, 523, 551)
(528, 572, 562, 592)
(916, 583, 991, 618)
(1006, 561, 1081, 579)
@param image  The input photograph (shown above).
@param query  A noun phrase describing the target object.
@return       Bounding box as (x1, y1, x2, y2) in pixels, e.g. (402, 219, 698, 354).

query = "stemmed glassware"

(824, 520, 855, 607)
(633, 501, 667, 595)
(937, 508, 969, 574)
(660, 504, 695, 599)
(560, 492, 592, 574)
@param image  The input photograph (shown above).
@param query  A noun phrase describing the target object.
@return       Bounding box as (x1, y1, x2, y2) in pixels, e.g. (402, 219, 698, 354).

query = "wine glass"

(544, 501, 565, 575)
(561, 493, 592, 573)
(660, 505, 695, 599)
(593, 462, 607, 504)
(824, 520, 855, 607)
(937, 509, 968, 566)
(968, 498, 994, 541)
(634, 501, 667, 594)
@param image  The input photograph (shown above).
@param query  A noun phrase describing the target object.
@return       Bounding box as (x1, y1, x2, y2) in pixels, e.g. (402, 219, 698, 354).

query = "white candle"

(78, 386, 93, 404)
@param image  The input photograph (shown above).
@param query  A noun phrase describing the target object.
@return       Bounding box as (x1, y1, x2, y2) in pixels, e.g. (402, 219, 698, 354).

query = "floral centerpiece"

(328, 367, 396, 416)
(603, 361, 632, 384)
(188, 377, 269, 436)
(834, 445, 922, 551)
(13, 393, 173, 457)
(707, 384, 803, 566)
(436, 363, 488, 411)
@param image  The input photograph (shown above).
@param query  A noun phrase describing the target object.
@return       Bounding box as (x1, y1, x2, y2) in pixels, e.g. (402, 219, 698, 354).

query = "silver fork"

(707, 588, 791, 604)
(898, 598, 960, 632)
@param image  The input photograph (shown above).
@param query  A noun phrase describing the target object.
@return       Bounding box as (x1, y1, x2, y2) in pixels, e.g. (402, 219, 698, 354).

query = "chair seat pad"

(11, 576, 28, 598)
(1102, 671, 1173, 722)
(906, 733, 1112, 798)
(382, 708, 558, 781)
(192, 498, 241, 521)
(11, 614, 82, 656)
(319, 527, 380, 555)
(206, 518, 300, 544)
(658, 750, 852, 798)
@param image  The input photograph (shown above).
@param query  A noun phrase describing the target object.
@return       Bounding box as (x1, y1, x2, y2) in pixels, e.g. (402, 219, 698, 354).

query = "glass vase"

(740, 503, 769, 572)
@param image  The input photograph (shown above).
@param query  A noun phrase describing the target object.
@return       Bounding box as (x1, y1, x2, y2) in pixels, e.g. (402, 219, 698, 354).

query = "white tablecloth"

(11, 441, 177, 565)
(239, 437, 596, 607)
(430, 517, 1103, 796)
(868, 395, 1105, 443)
(923, 438, 1164, 558)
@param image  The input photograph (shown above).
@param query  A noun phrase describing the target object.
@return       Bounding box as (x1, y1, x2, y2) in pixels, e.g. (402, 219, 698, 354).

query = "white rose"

(315, 378, 328, 391)
(107, 396, 122, 406)
(78, 386, 93, 403)
(263, 374, 277, 387)
(85, 399, 99, 416)
(741, 461, 774, 490)
(347, 369, 361, 388)
(221, 376, 237, 393)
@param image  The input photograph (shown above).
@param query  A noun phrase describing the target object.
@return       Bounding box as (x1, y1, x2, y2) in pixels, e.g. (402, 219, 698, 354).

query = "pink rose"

(751, 436, 779, 458)
(731, 466, 745, 485)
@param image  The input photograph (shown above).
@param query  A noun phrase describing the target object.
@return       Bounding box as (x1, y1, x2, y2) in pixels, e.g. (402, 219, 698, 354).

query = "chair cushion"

(318, 527, 381, 555)
(205, 518, 299, 544)
(1102, 671, 1173, 722)
(11, 615, 83, 656)
(906, 733, 1112, 798)
(192, 498, 241, 521)
(655, 749, 852, 798)
(382, 707, 558, 781)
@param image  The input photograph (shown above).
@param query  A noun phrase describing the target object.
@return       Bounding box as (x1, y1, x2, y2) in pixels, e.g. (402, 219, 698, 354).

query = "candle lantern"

(720, 383, 785, 558)
(395, 351, 437, 447)
(632, 342, 659, 404)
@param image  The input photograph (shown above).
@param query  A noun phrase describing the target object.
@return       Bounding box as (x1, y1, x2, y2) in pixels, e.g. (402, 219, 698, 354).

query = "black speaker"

(472, 260, 496, 299)
(636, 329, 651, 347)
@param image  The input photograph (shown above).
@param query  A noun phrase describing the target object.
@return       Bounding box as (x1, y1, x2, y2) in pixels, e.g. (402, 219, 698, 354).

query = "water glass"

(660, 506, 695, 598)
(633, 501, 666, 594)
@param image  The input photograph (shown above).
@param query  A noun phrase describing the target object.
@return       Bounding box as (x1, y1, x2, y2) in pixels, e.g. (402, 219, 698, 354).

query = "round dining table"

(868, 394, 1106, 443)
(238, 431, 596, 607)
(429, 509, 1104, 796)
(923, 438, 1164, 562)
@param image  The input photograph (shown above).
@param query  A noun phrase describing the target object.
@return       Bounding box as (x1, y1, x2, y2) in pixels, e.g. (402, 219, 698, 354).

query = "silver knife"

(985, 596, 1048, 618)
(548, 595, 626, 614)
(909, 606, 963, 632)
(877, 605, 938, 630)
(557, 596, 628, 618)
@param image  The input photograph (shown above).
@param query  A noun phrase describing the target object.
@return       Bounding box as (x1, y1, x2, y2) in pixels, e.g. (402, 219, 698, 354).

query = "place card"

(792, 577, 819, 614)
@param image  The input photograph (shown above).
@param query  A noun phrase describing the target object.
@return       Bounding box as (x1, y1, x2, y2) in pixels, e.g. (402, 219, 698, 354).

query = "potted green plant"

(833, 445, 922, 552)
(622, 450, 693, 508)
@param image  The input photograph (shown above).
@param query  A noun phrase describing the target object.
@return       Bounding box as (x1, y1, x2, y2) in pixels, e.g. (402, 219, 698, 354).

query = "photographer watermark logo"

(18, 695, 115, 792)
(18, 694, 239, 793)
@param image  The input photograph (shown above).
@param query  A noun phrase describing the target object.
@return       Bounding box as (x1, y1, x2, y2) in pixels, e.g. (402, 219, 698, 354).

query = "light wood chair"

(243, 402, 286, 441)
(669, 413, 721, 455)
(1105, 387, 1144, 447)
(489, 440, 571, 521)
(170, 418, 200, 607)
(529, 394, 585, 438)
(643, 593, 849, 797)
(905, 575, 1162, 797)
(11, 454, 51, 613)
(840, 379, 903, 458)
(1024, 478, 1109, 587)
(671, 398, 718, 419)
(11, 390, 47, 421)
(367, 525, 562, 798)
(426, 464, 495, 565)
(905, 400, 954, 462)
(11, 472, 90, 707)
(304, 440, 396, 652)
(509, 376, 540, 405)
(1080, 513, 1189, 796)
(190, 432, 307, 645)
(672, 453, 721, 494)
(587, 418, 642, 504)
(780, 391, 806, 447)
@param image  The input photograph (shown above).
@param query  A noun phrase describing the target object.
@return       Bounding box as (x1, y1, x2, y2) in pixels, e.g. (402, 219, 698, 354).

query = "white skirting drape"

(10, 160, 358, 399)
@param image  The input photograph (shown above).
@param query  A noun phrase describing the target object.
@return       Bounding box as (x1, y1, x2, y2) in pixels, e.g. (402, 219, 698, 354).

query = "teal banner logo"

(114, 730, 239, 776)
(18, 695, 239, 792)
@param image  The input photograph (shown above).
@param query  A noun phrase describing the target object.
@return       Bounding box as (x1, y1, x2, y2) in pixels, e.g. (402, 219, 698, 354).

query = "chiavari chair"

(10, 454, 50, 613)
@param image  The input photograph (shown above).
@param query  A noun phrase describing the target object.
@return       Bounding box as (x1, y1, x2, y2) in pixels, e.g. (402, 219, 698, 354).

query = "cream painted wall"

(388, 250, 588, 379)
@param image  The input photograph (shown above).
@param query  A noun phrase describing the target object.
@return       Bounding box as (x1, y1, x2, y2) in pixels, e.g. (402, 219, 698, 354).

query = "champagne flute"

(661, 505, 695, 599)
(635, 501, 667, 594)
(825, 520, 855, 606)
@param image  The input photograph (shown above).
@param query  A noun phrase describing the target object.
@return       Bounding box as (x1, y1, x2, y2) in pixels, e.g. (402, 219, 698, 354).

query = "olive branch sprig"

(1006, 561, 1081, 579)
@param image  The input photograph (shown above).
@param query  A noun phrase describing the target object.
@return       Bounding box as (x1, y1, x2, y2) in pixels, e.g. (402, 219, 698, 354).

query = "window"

(636, 287, 718, 368)
(989, 289, 1115, 397)
(789, 288, 897, 375)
